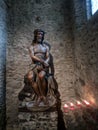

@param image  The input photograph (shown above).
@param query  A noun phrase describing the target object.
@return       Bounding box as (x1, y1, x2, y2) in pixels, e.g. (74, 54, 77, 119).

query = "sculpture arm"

(49, 54, 55, 75)
(43, 45, 50, 67)
(45, 46, 50, 63)
(28, 46, 44, 64)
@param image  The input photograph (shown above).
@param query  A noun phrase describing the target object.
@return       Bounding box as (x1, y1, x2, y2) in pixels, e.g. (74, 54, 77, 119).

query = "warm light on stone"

(83, 100, 90, 106)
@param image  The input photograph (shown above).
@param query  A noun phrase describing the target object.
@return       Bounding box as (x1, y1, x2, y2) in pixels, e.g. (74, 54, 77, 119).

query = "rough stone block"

(18, 111, 58, 130)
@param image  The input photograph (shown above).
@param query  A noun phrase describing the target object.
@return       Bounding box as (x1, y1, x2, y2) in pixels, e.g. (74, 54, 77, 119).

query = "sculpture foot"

(42, 96, 49, 106)
(35, 96, 49, 106)
(36, 97, 42, 106)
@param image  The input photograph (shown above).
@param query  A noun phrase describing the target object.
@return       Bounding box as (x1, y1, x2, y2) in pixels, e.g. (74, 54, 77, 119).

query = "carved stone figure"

(18, 29, 60, 111)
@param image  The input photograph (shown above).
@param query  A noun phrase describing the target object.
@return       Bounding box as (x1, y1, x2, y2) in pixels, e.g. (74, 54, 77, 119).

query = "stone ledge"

(18, 111, 58, 130)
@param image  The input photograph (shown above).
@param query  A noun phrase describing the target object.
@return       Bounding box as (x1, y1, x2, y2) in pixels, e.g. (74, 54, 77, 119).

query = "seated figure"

(18, 29, 60, 110)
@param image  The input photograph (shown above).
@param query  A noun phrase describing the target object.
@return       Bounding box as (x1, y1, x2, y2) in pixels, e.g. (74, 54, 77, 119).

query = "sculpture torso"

(30, 43, 48, 61)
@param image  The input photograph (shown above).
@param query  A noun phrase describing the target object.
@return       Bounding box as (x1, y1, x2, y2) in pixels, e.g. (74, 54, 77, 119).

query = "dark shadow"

(57, 99, 66, 130)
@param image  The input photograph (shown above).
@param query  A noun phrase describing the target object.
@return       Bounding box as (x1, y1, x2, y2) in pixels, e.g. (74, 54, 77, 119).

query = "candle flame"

(64, 104, 68, 108)
(83, 100, 90, 105)
(70, 102, 74, 106)
(77, 101, 81, 105)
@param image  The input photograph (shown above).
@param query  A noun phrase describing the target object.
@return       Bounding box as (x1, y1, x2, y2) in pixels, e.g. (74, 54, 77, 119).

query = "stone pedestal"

(17, 74, 59, 129)
(18, 110, 58, 130)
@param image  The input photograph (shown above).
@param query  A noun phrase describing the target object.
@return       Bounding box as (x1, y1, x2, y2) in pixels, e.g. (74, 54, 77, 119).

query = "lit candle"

(83, 100, 90, 106)
(64, 104, 68, 108)
(70, 102, 75, 110)
(64, 104, 69, 113)
(77, 101, 82, 106)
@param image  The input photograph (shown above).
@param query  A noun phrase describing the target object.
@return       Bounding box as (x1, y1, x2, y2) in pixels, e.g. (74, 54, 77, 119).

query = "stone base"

(18, 98, 57, 112)
(18, 110, 58, 130)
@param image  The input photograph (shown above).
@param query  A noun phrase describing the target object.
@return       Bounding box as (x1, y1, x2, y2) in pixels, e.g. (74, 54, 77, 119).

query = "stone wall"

(66, 0, 98, 105)
(74, 7, 98, 105)
(72, 0, 87, 31)
(63, 11, 98, 127)
(63, 1, 98, 129)
(6, 0, 98, 129)
(6, 0, 76, 126)
(0, 0, 7, 129)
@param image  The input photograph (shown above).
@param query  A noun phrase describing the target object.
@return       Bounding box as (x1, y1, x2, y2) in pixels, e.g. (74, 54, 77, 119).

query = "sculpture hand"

(44, 61, 49, 67)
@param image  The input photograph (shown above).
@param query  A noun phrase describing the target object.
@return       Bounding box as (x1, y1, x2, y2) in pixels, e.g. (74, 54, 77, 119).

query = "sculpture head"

(33, 29, 45, 43)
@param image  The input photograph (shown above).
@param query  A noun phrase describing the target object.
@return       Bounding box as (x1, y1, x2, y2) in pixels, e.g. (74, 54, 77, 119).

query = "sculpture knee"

(39, 71, 46, 80)
(27, 71, 34, 83)
(39, 73, 44, 80)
